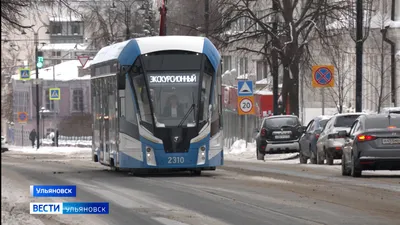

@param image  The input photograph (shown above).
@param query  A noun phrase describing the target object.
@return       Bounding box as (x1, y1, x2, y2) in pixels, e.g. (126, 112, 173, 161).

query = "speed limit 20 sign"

(238, 96, 255, 115)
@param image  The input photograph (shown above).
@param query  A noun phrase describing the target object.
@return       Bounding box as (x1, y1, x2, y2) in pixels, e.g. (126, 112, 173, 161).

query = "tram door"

(102, 78, 111, 164)
(97, 79, 104, 162)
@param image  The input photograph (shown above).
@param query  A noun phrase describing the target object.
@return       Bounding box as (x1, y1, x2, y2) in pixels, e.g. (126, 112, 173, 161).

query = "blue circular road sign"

(314, 67, 333, 85)
(18, 112, 28, 122)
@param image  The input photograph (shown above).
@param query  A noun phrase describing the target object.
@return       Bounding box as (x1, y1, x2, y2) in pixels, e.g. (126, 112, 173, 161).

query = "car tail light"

(388, 126, 397, 129)
(261, 128, 267, 137)
(357, 134, 376, 142)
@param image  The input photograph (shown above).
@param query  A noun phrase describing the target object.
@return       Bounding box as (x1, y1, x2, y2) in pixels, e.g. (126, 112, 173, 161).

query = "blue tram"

(90, 36, 223, 174)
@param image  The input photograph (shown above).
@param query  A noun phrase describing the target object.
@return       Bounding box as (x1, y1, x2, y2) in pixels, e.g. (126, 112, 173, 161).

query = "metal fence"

(223, 109, 261, 149)
(7, 128, 92, 146)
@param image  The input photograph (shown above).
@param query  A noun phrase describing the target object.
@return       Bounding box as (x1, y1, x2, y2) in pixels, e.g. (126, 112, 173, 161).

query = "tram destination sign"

(149, 74, 197, 83)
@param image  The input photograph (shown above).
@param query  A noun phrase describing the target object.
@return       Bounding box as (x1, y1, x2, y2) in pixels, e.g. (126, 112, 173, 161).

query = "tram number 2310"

(168, 156, 185, 164)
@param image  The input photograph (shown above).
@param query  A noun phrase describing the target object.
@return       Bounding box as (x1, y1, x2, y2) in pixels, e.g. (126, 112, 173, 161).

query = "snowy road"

(2, 149, 400, 225)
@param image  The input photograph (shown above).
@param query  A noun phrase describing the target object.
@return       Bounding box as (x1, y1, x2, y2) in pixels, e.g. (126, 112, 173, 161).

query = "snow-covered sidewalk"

(1, 175, 46, 225)
(7, 146, 92, 155)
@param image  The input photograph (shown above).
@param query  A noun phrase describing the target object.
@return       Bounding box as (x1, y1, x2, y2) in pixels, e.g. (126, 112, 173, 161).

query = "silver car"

(316, 113, 365, 165)
(340, 113, 400, 177)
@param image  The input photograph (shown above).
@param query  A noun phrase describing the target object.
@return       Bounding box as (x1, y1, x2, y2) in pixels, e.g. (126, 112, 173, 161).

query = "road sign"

(49, 88, 61, 100)
(312, 65, 335, 88)
(17, 112, 28, 123)
(19, 68, 31, 80)
(238, 96, 255, 115)
(78, 55, 90, 68)
(237, 80, 253, 96)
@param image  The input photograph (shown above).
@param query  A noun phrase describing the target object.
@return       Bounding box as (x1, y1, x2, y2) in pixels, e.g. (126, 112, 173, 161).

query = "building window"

(45, 89, 55, 111)
(71, 23, 81, 34)
(256, 60, 266, 80)
(72, 89, 84, 111)
(222, 55, 232, 73)
(13, 91, 30, 120)
(52, 51, 61, 57)
(239, 57, 248, 75)
(52, 23, 62, 34)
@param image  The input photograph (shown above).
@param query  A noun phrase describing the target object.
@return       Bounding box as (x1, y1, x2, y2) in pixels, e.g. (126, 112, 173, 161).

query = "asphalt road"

(2, 151, 400, 225)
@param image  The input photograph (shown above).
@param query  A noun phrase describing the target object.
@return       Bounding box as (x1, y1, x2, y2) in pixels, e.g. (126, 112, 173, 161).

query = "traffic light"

(37, 51, 44, 68)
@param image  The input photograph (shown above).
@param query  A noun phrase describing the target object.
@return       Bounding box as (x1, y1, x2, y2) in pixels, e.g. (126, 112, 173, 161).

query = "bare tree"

(166, 0, 224, 44)
(203, 0, 352, 116)
(364, 31, 399, 113)
(1, 41, 21, 122)
(316, 29, 355, 113)
(80, 0, 152, 49)
(142, 0, 158, 36)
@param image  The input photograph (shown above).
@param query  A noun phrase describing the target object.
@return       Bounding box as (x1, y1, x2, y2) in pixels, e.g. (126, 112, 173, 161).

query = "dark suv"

(255, 115, 303, 160)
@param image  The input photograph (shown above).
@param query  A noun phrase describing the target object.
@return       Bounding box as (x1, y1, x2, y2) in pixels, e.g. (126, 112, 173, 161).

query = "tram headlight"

(197, 145, 206, 165)
(145, 146, 156, 166)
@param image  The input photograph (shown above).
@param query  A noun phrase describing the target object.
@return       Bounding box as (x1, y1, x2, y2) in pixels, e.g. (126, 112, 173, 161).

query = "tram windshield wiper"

(178, 104, 195, 128)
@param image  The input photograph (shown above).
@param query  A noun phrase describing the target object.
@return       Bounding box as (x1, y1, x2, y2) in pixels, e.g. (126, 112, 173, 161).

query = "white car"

(316, 113, 366, 165)
(1, 136, 9, 152)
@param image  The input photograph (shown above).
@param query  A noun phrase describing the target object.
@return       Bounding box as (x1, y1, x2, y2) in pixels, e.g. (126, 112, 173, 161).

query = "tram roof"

(90, 36, 221, 70)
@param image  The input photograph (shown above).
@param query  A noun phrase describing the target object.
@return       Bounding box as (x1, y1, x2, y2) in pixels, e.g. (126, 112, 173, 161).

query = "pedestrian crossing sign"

(19, 68, 31, 80)
(237, 80, 253, 97)
(49, 88, 61, 100)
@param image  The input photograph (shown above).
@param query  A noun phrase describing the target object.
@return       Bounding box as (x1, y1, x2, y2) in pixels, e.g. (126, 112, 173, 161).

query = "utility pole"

(35, 33, 40, 149)
(355, 0, 363, 112)
(204, 0, 209, 37)
(272, 0, 279, 115)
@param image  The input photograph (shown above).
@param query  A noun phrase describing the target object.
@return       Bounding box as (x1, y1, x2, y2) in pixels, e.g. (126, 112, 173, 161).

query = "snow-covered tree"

(142, 0, 157, 36)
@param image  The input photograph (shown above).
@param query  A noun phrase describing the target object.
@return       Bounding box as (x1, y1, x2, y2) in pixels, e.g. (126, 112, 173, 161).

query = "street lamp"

(348, 0, 373, 112)
(21, 25, 50, 149)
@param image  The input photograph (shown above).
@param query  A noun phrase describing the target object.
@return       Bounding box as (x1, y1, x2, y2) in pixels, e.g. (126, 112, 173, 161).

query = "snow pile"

(224, 139, 299, 162)
(41, 139, 92, 147)
(227, 139, 256, 156)
(8, 146, 91, 155)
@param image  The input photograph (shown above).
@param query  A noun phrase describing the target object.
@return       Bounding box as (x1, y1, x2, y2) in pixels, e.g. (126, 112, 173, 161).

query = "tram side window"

(132, 74, 153, 124)
(199, 74, 212, 122)
(125, 77, 137, 125)
(211, 76, 219, 122)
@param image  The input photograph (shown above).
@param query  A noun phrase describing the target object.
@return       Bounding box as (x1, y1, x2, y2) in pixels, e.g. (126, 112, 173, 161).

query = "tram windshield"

(148, 71, 201, 127)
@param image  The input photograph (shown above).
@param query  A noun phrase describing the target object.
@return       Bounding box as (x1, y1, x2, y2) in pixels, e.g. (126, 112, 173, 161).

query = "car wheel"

(316, 147, 324, 165)
(341, 154, 351, 176)
(351, 153, 362, 177)
(299, 151, 308, 164)
(310, 146, 317, 164)
(256, 147, 265, 161)
(325, 148, 334, 165)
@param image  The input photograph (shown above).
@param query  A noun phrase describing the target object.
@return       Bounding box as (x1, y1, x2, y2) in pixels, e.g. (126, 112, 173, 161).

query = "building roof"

(11, 60, 91, 81)
(90, 36, 221, 70)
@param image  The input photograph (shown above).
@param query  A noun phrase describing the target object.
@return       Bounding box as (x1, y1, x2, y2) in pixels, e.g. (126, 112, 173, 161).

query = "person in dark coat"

(29, 129, 36, 148)
(55, 130, 59, 147)
(163, 95, 184, 118)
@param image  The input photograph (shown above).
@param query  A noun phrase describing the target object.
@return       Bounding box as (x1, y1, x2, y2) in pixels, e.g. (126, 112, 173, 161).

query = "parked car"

(255, 115, 303, 160)
(299, 115, 332, 164)
(316, 113, 365, 165)
(341, 113, 400, 177)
